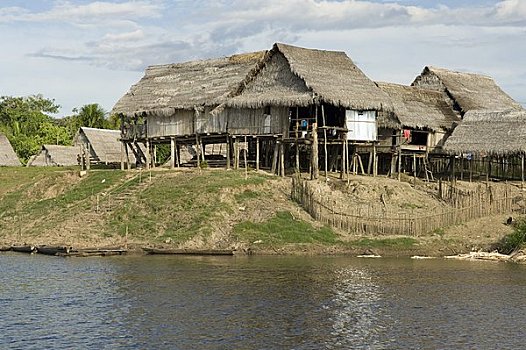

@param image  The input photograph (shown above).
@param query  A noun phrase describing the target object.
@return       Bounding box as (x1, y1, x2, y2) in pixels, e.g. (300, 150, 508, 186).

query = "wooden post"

(413, 153, 417, 185)
(234, 137, 240, 170)
(340, 135, 346, 179)
(86, 144, 91, 171)
(201, 141, 206, 164)
(256, 137, 260, 171)
(280, 139, 285, 177)
(373, 143, 377, 177)
(120, 141, 125, 170)
(244, 136, 248, 179)
(145, 139, 150, 170)
(195, 133, 201, 170)
(322, 105, 328, 179)
(125, 142, 131, 170)
(170, 137, 175, 169)
(311, 122, 319, 180)
(176, 143, 181, 168)
(397, 145, 401, 181)
(295, 117, 300, 173)
(226, 135, 231, 170)
(271, 140, 279, 175)
(521, 153, 525, 188)
(153, 144, 157, 168)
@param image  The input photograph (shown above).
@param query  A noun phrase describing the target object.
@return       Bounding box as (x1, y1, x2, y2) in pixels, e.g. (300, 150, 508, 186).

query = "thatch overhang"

(227, 43, 393, 112)
(0, 132, 21, 166)
(376, 82, 460, 132)
(112, 52, 267, 118)
(412, 66, 523, 114)
(27, 145, 79, 167)
(443, 109, 526, 156)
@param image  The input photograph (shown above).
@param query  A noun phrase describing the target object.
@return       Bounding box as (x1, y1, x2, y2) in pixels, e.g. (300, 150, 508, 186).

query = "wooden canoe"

(11, 246, 36, 254)
(36, 246, 71, 256)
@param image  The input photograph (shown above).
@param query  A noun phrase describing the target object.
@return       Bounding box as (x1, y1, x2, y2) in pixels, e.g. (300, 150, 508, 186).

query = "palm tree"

(77, 103, 107, 128)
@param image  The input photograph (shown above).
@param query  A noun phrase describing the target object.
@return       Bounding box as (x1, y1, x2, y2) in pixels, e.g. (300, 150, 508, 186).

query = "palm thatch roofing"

(75, 127, 124, 164)
(376, 82, 460, 131)
(444, 109, 526, 156)
(0, 132, 21, 166)
(412, 66, 522, 115)
(227, 43, 393, 111)
(27, 145, 79, 167)
(112, 52, 267, 117)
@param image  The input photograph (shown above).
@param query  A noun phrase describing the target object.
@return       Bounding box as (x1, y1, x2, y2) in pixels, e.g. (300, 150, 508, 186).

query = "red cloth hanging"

(403, 129, 411, 140)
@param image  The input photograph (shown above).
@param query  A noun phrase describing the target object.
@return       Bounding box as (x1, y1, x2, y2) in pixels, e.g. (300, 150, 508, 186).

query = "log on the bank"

(11, 246, 36, 254)
(143, 248, 234, 256)
(36, 246, 71, 256)
(0, 246, 12, 252)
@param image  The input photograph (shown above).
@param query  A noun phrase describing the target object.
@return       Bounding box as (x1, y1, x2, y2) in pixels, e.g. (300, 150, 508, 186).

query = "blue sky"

(1, 0, 525, 116)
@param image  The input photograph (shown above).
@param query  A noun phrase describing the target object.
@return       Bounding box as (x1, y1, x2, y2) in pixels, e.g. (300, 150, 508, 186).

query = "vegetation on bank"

(497, 218, 526, 254)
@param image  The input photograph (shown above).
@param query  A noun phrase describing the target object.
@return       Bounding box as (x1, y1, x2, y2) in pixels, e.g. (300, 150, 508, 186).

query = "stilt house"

(112, 51, 267, 169)
(413, 66, 525, 180)
(224, 43, 393, 176)
(444, 109, 526, 181)
(0, 132, 21, 166)
(27, 145, 79, 167)
(411, 66, 523, 117)
(374, 82, 460, 177)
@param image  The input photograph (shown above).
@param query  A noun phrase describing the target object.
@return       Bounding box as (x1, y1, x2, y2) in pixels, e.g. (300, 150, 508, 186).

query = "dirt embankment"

(0, 167, 522, 257)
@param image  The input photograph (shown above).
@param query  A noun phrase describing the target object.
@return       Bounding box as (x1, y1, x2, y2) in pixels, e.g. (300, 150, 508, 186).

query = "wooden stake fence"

(291, 176, 515, 236)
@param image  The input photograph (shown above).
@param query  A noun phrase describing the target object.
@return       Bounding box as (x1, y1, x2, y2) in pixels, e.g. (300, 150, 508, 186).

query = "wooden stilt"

(234, 137, 239, 170)
(322, 105, 328, 179)
(226, 135, 230, 170)
(413, 153, 417, 185)
(125, 142, 131, 170)
(120, 141, 125, 170)
(311, 122, 319, 180)
(397, 146, 401, 181)
(256, 137, 260, 171)
(340, 137, 346, 179)
(170, 137, 175, 169)
(521, 153, 525, 187)
(280, 139, 285, 177)
(244, 136, 248, 179)
(176, 143, 180, 167)
(271, 140, 279, 175)
(145, 140, 150, 170)
(373, 143, 377, 177)
(153, 145, 157, 168)
(194, 133, 200, 171)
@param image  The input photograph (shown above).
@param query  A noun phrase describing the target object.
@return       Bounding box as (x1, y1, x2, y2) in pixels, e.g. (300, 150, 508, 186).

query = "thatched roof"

(112, 52, 266, 117)
(0, 132, 21, 166)
(412, 66, 522, 115)
(227, 43, 393, 111)
(376, 82, 460, 131)
(75, 127, 123, 164)
(444, 109, 526, 155)
(27, 145, 79, 167)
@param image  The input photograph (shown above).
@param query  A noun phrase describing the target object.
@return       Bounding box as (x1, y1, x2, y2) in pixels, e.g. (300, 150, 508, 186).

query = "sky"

(1, 0, 525, 117)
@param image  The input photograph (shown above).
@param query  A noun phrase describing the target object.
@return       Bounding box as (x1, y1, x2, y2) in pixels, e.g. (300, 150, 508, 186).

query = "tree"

(0, 95, 69, 163)
(75, 103, 107, 129)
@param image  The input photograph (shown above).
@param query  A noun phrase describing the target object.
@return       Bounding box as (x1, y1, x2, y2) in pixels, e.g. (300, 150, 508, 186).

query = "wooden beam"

(226, 135, 230, 170)
(256, 137, 260, 171)
(322, 105, 328, 179)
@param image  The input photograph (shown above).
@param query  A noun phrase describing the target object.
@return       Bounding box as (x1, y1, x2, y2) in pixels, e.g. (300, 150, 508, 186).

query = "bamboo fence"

(291, 176, 516, 236)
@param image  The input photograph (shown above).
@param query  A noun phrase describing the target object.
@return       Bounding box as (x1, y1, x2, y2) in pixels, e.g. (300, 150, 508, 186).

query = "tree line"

(0, 95, 120, 164)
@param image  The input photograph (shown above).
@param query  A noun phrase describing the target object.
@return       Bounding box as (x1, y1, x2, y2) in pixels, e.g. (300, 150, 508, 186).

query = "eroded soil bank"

(0, 167, 523, 257)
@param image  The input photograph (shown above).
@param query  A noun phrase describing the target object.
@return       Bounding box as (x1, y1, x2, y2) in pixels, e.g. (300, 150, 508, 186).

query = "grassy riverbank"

(0, 166, 521, 256)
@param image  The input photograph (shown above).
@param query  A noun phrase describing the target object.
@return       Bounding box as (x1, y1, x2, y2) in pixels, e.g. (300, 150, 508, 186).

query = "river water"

(1, 253, 525, 349)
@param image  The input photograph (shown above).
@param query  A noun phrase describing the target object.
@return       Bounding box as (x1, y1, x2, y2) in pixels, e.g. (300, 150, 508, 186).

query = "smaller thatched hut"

(376, 82, 460, 153)
(444, 109, 526, 181)
(412, 66, 522, 116)
(0, 132, 21, 166)
(27, 145, 79, 167)
(74, 127, 126, 165)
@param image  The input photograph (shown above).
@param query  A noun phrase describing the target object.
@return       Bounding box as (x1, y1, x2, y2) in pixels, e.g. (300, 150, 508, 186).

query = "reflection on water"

(1, 253, 526, 349)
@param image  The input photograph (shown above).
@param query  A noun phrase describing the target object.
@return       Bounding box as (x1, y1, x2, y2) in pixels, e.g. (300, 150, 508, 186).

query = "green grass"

(234, 189, 261, 203)
(234, 211, 339, 246)
(346, 237, 418, 249)
(107, 170, 270, 242)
